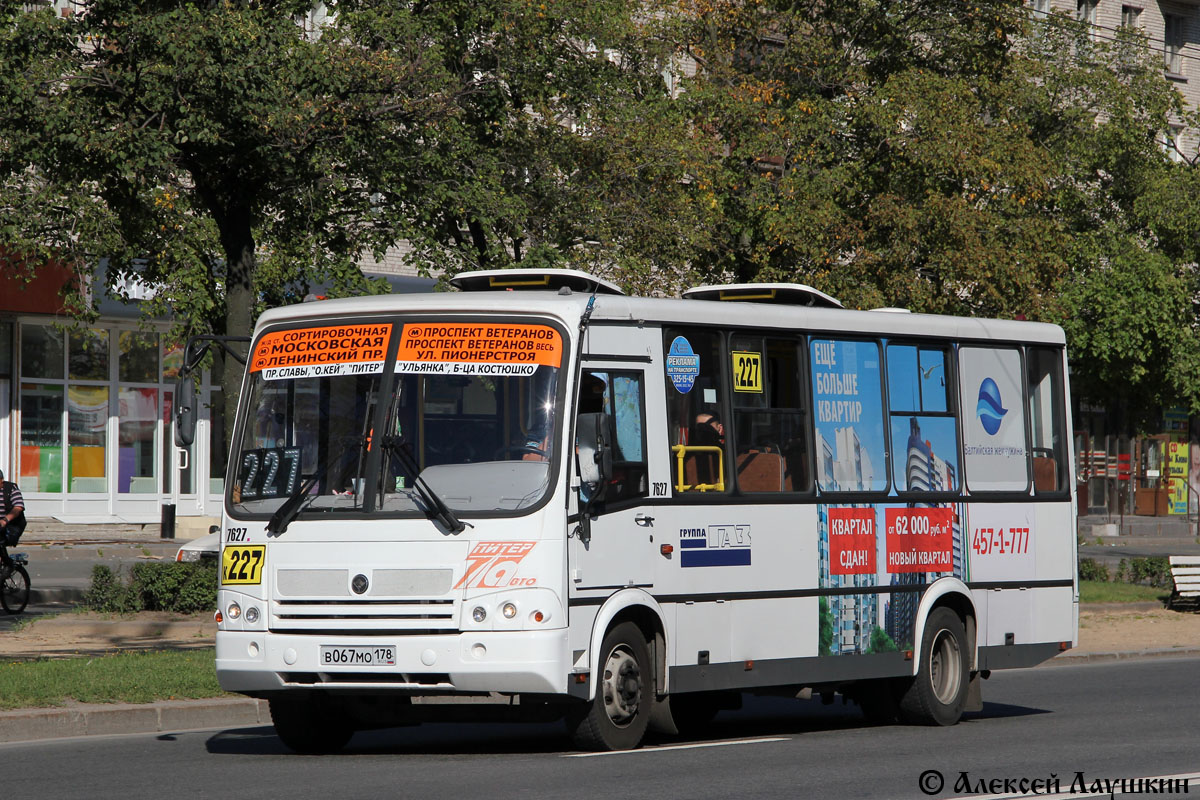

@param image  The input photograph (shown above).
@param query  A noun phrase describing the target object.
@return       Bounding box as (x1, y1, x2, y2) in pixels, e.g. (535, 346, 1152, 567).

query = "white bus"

(198, 268, 1077, 752)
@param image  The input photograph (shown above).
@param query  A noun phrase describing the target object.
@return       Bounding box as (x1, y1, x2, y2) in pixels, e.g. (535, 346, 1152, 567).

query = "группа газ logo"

(976, 378, 1007, 435)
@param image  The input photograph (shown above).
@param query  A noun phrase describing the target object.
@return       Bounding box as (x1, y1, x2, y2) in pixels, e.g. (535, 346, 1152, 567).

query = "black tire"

(668, 692, 723, 735)
(268, 696, 355, 754)
(897, 607, 969, 726)
(1, 564, 29, 614)
(568, 621, 653, 751)
(855, 678, 901, 724)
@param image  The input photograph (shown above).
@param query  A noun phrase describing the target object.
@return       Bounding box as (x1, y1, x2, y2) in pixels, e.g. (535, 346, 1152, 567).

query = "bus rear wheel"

(568, 621, 653, 751)
(897, 607, 969, 726)
(269, 695, 355, 754)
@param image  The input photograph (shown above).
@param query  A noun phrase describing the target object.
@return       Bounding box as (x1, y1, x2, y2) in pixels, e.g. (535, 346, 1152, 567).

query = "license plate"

(319, 645, 396, 667)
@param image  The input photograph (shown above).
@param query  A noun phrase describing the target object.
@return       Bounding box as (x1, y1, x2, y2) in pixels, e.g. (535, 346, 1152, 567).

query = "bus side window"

(729, 334, 811, 493)
(1027, 347, 1067, 494)
(579, 370, 648, 502)
(664, 329, 728, 493)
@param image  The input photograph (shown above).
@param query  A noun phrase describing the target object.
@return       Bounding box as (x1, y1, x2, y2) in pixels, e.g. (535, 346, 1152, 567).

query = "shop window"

(69, 329, 109, 381)
(20, 383, 64, 493)
(21, 325, 63, 379)
(68, 385, 108, 492)
(118, 331, 158, 383)
(117, 387, 157, 494)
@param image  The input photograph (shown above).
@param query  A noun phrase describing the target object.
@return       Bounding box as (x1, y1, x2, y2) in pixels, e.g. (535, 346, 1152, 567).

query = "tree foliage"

(671, 0, 1200, 429)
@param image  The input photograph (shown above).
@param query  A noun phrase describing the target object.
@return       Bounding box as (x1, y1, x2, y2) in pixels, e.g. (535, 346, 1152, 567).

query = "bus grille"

(270, 567, 459, 633)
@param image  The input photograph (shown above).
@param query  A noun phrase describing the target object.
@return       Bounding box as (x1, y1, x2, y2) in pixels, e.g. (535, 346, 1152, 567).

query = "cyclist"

(0, 469, 26, 561)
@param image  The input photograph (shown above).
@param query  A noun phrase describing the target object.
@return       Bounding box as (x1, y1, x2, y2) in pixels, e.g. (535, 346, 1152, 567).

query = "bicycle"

(0, 550, 30, 614)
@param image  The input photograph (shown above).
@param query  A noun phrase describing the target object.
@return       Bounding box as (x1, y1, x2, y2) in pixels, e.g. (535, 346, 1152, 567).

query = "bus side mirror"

(576, 412, 612, 503)
(174, 375, 197, 448)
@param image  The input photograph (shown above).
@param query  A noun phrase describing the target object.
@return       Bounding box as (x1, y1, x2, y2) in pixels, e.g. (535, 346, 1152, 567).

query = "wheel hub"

(602, 646, 641, 727)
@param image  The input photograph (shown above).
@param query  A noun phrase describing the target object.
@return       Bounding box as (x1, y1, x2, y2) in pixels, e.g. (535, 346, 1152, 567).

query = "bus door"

(568, 364, 662, 591)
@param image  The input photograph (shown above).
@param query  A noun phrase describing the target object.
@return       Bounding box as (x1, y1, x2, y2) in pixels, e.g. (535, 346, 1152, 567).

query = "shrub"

(83, 564, 142, 613)
(84, 561, 217, 614)
(1078, 557, 1109, 582)
(1127, 557, 1171, 589)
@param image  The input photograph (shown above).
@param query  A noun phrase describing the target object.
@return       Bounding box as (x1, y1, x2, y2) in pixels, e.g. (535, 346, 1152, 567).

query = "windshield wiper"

(265, 459, 334, 536)
(380, 435, 468, 534)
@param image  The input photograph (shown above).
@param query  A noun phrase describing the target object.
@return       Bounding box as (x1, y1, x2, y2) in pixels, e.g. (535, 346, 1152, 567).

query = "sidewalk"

(1, 518, 1197, 746)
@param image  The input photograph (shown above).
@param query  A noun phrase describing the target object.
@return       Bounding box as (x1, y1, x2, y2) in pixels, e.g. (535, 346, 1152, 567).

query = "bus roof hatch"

(682, 283, 843, 308)
(450, 269, 626, 296)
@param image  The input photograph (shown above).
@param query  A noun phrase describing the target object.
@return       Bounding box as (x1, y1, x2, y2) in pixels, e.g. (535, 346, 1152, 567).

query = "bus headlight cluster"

(463, 590, 559, 630)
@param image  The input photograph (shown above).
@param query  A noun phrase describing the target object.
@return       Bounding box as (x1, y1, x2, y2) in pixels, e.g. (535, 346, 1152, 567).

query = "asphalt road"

(4, 657, 1198, 800)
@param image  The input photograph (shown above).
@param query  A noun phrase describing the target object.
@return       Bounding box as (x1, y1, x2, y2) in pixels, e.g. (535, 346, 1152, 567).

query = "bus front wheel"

(568, 621, 653, 751)
(269, 695, 355, 754)
(897, 607, 969, 726)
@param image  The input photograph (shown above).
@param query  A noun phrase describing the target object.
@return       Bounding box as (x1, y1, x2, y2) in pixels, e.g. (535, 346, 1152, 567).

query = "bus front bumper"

(215, 628, 570, 696)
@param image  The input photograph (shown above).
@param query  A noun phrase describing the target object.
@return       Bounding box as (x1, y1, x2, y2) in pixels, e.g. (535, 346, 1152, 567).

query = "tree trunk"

(218, 207, 257, 459)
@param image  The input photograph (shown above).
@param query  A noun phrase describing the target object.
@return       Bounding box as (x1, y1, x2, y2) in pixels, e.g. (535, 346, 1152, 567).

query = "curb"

(1047, 647, 1200, 665)
(0, 697, 271, 745)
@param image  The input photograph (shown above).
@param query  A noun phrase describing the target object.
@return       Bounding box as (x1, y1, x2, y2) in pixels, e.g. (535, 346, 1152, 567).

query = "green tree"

(670, 0, 1200, 427)
(0, 0, 699, 430)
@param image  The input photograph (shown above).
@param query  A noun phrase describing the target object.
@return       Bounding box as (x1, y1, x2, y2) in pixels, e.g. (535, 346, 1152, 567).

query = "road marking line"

(564, 737, 790, 758)
(943, 771, 1200, 800)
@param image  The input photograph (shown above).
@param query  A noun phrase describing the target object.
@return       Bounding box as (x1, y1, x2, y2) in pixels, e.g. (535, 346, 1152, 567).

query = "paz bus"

(181, 268, 1077, 753)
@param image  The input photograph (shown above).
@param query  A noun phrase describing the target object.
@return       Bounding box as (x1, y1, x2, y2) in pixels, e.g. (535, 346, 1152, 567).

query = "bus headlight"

(472, 606, 487, 623)
(227, 602, 241, 620)
(501, 602, 518, 619)
(245, 606, 260, 624)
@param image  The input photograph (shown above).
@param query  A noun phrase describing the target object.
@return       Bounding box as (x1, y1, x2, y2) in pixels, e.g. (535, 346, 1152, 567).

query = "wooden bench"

(1167, 556, 1200, 610)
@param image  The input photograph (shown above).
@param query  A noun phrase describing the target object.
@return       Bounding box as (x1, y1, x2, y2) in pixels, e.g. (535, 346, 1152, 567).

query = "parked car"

(175, 526, 220, 562)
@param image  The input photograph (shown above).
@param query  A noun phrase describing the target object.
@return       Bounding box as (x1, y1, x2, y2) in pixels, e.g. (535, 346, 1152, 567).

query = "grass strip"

(0, 649, 228, 711)
(1079, 580, 1168, 604)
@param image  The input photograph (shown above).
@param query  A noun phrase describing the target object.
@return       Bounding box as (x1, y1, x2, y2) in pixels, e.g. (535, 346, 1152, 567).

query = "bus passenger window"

(1027, 347, 1066, 494)
(811, 338, 887, 493)
(886, 344, 959, 494)
(729, 334, 811, 493)
(664, 328, 728, 493)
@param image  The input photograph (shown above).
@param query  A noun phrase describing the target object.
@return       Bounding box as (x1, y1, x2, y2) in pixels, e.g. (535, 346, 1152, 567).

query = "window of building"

(1076, 0, 1097, 29)
(1162, 124, 1185, 161)
(1164, 13, 1185, 75)
(810, 338, 887, 493)
(728, 334, 811, 493)
(886, 344, 959, 495)
(1032, 0, 1051, 19)
(664, 328, 728, 493)
(1121, 5, 1142, 27)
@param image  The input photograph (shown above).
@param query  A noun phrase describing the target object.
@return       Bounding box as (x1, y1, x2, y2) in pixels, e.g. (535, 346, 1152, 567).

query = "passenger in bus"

(690, 411, 724, 487)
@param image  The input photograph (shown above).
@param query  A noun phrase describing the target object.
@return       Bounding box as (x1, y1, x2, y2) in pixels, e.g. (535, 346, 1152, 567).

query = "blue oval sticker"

(666, 336, 700, 393)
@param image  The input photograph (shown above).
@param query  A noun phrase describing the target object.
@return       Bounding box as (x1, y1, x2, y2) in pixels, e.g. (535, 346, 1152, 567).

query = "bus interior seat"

(1032, 455, 1058, 492)
(736, 448, 784, 492)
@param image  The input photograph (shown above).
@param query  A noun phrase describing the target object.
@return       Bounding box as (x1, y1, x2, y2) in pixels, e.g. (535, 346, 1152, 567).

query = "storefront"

(0, 267, 222, 523)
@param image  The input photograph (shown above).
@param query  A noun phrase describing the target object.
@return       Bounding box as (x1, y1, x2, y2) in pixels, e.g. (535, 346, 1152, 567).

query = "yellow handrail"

(672, 444, 725, 492)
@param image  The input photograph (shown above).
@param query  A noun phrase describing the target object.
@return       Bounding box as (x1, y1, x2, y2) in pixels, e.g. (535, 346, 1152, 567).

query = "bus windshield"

(229, 319, 565, 519)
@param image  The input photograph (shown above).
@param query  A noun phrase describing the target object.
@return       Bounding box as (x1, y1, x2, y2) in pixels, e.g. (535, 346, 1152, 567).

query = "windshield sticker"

(666, 336, 700, 393)
(250, 324, 392, 380)
(395, 324, 562, 376)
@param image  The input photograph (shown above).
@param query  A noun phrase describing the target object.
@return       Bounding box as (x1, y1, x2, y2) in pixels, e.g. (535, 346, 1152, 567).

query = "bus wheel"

(269, 696, 354, 754)
(855, 679, 900, 724)
(898, 607, 969, 726)
(569, 621, 652, 751)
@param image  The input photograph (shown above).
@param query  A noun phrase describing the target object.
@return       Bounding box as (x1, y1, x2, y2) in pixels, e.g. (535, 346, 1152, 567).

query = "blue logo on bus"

(976, 378, 1007, 435)
(666, 336, 700, 394)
